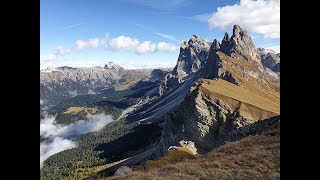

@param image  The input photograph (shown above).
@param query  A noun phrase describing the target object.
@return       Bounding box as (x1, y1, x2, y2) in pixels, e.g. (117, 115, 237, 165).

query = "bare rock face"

(114, 166, 132, 177)
(161, 35, 211, 93)
(158, 24, 280, 153)
(160, 79, 279, 154)
(257, 48, 280, 73)
(149, 68, 170, 82)
(220, 25, 262, 66)
(132, 25, 279, 126)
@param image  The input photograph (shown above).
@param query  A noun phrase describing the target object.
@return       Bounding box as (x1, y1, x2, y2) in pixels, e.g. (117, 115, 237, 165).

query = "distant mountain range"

(40, 62, 171, 105)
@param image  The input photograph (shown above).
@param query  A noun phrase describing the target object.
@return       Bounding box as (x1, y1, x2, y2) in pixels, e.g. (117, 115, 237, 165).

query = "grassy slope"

(201, 79, 280, 114)
(63, 106, 99, 114)
(108, 124, 280, 180)
(216, 51, 280, 105)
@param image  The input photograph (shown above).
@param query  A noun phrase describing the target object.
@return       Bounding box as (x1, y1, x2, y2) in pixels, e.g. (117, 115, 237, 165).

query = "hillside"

(201, 79, 279, 114)
(108, 117, 280, 180)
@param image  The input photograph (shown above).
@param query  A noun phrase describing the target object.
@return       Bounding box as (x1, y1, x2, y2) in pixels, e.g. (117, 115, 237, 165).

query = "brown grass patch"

(144, 149, 195, 171)
(106, 126, 280, 180)
(202, 79, 280, 114)
(63, 106, 98, 114)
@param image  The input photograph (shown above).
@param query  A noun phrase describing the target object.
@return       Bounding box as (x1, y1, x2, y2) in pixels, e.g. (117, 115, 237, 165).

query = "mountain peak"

(187, 35, 208, 47)
(104, 62, 122, 70)
(164, 35, 211, 87)
(212, 39, 220, 50)
(220, 25, 261, 65)
(191, 34, 200, 39)
(232, 24, 243, 34)
(223, 32, 230, 41)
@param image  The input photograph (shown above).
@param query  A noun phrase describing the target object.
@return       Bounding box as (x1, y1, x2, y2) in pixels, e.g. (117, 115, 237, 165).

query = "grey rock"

(114, 166, 132, 177)
(257, 47, 280, 73)
(163, 35, 211, 89)
(159, 80, 278, 154)
(220, 25, 262, 65)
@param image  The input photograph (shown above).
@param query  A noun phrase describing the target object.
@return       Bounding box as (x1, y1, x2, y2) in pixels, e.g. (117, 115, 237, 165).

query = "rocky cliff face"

(40, 62, 149, 105)
(257, 48, 280, 75)
(220, 25, 262, 66)
(158, 25, 280, 155)
(127, 25, 279, 125)
(149, 68, 170, 82)
(160, 35, 211, 95)
(160, 79, 279, 154)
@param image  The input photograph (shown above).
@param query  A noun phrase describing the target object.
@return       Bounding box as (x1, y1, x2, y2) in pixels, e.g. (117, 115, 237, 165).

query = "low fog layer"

(40, 113, 113, 168)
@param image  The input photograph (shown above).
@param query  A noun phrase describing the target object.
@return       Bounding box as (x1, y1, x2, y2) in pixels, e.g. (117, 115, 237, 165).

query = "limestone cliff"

(160, 79, 279, 154)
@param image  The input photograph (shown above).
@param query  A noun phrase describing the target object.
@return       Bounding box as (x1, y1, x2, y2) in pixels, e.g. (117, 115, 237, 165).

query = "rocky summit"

(157, 25, 280, 155)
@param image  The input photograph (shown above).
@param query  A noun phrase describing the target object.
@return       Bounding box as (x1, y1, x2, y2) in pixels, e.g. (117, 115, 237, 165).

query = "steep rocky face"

(149, 68, 170, 82)
(220, 25, 262, 66)
(172, 35, 211, 79)
(128, 25, 279, 126)
(161, 25, 268, 96)
(160, 35, 211, 94)
(160, 79, 279, 154)
(157, 25, 280, 156)
(40, 62, 149, 105)
(257, 48, 280, 73)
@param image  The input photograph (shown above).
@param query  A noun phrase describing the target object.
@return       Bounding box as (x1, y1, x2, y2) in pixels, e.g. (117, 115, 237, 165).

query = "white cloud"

(40, 113, 114, 168)
(58, 23, 84, 30)
(40, 137, 76, 168)
(41, 35, 179, 69)
(157, 42, 178, 52)
(75, 38, 100, 49)
(106, 36, 179, 55)
(109, 36, 140, 50)
(56, 46, 72, 56)
(40, 54, 56, 62)
(135, 41, 157, 54)
(208, 0, 280, 39)
(155, 32, 178, 42)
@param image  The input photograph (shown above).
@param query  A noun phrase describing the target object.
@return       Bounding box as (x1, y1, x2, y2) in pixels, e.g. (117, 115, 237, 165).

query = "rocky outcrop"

(160, 79, 279, 154)
(114, 166, 133, 177)
(149, 68, 170, 82)
(218, 115, 280, 147)
(160, 35, 211, 94)
(220, 25, 262, 66)
(257, 47, 280, 73)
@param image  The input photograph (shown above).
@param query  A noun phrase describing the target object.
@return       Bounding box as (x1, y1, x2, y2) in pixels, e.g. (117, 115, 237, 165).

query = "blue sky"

(40, 0, 280, 69)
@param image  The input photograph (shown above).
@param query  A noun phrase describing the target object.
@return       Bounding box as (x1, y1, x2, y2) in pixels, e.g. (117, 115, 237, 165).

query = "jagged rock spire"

(223, 32, 230, 41)
(212, 39, 220, 50)
(220, 25, 261, 65)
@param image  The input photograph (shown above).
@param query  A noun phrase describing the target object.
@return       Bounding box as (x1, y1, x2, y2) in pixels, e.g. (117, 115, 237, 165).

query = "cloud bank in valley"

(40, 113, 113, 168)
